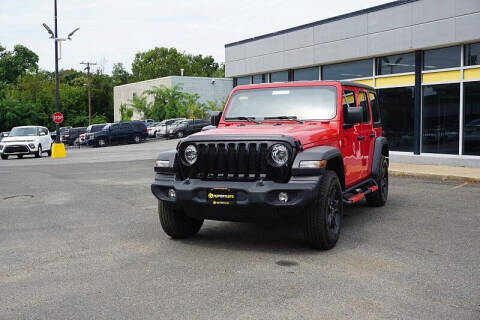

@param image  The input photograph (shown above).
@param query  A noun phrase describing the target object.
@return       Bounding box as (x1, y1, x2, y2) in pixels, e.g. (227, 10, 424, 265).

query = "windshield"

(224, 86, 337, 121)
(9, 127, 38, 137)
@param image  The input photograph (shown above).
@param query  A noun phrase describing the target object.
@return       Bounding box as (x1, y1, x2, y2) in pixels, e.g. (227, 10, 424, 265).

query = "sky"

(0, 0, 391, 74)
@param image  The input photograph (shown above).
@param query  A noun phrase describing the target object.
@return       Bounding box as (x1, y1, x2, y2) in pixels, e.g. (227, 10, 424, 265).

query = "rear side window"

(358, 92, 370, 123)
(342, 90, 356, 109)
(368, 93, 381, 124)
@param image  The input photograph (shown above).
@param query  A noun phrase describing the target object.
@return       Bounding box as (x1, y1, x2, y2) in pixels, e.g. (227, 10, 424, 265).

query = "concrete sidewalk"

(389, 162, 480, 183)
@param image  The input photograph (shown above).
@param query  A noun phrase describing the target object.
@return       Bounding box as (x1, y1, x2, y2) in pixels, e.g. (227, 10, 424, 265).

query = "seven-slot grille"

(178, 141, 293, 182)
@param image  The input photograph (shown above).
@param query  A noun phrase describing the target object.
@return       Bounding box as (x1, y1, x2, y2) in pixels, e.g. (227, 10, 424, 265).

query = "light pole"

(42, 0, 80, 143)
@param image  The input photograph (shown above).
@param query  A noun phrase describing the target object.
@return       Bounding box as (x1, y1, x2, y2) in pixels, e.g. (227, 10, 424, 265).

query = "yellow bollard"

(51, 143, 66, 158)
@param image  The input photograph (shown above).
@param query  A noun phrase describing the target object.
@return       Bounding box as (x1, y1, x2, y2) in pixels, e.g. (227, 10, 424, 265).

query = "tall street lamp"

(42, 0, 79, 150)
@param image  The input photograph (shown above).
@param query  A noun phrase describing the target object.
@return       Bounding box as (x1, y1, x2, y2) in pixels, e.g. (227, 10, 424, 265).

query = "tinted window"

(376, 53, 415, 75)
(342, 90, 356, 109)
(423, 46, 460, 70)
(236, 76, 251, 86)
(463, 81, 480, 155)
(368, 93, 381, 123)
(270, 71, 288, 83)
(377, 87, 415, 152)
(225, 86, 337, 120)
(358, 92, 370, 123)
(422, 83, 460, 154)
(465, 42, 480, 66)
(322, 59, 372, 80)
(252, 74, 267, 84)
(294, 67, 319, 81)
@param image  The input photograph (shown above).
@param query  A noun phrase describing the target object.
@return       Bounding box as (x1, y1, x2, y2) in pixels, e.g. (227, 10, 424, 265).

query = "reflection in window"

(377, 87, 415, 152)
(376, 53, 415, 75)
(423, 46, 460, 70)
(464, 81, 480, 155)
(270, 71, 288, 82)
(465, 42, 480, 66)
(252, 74, 267, 84)
(236, 76, 251, 86)
(422, 84, 460, 154)
(294, 67, 319, 81)
(358, 92, 370, 123)
(369, 93, 381, 124)
(322, 59, 372, 80)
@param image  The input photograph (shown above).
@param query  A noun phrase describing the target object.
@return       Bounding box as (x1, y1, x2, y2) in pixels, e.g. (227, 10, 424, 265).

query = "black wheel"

(133, 134, 141, 144)
(97, 138, 107, 147)
(18, 154, 24, 159)
(1, 154, 8, 160)
(366, 155, 388, 207)
(158, 201, 203, 239)
(35, 145, 42, 158)
(47, 149, 52, 156)
(303, 170, 343, 250)
(176, 131, 184, 138)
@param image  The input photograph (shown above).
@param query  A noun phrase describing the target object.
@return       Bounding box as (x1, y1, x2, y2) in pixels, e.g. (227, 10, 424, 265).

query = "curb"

(389, 169, 480, 183)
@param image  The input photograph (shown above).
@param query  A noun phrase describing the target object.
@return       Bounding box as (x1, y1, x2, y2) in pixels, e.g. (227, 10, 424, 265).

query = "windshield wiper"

(263, 116, 303, 123)
(224, 116, 259, 124)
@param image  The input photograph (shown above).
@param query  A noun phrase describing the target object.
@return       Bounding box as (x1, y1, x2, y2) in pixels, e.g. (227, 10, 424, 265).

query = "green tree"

(128, 94, 149, 119)
(0, 44, 39, 84)
(119, 104, 133, 121)
(112, 63, 130, 86)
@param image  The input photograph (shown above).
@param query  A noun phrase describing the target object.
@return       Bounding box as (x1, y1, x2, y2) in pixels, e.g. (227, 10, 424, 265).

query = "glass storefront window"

(252, 74, 267, 84)
(322, 59, 372, 80)
(463, 81, 480, 156)
(422, 84, 460, 154)
(423, 46, 460, 70)
(236, 76, 251, 86)
(294, 67, 319, 81)
(377, 87, 415, 152)
(270, 71, 288, 82)
(376, 53, 415, 75)
(465, 42, 480, 66)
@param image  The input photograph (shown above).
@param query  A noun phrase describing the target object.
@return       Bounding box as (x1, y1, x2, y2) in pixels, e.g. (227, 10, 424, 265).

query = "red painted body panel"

(193, 81, 381, 189)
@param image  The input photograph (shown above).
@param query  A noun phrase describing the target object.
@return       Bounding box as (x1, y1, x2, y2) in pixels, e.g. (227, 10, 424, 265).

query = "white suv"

(0, 126, 53, 160)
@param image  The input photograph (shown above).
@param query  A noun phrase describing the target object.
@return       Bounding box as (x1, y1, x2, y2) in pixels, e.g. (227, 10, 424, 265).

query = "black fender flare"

(371, 137, 389, 177)
(291, 146, 345, 187)
(154, 149, 178, 174)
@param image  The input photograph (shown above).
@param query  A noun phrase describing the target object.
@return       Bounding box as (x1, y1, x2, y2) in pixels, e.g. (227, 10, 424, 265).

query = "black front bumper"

(151, 174, 321, 221)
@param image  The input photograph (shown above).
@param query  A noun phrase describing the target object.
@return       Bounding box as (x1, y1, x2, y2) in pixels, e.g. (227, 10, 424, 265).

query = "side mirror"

(39, 132, 46, 136)
(343, 106, 364, 128)
(210, 111, 222, 127)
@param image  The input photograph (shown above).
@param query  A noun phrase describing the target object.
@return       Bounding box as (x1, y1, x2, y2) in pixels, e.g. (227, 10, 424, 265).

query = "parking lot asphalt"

(0, 139, 479, 319)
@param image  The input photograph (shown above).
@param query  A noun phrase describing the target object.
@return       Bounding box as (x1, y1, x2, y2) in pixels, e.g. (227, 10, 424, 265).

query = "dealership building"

(224, 0, 480, 166)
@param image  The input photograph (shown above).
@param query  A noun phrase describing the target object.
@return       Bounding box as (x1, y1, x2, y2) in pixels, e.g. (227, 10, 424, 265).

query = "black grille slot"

(4, 145, 29, 153)
(179, 140, 294, 182)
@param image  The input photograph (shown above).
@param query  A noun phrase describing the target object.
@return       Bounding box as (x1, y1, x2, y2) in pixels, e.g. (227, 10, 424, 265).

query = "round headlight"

(183, 144, 197, 166)
(270, 144, 289, 167)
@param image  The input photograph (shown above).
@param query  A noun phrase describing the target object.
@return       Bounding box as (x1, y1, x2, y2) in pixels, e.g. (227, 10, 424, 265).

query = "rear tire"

(133, 134, 141, 144)
(158, 201, 203, 239)
(1, 154, 7, 160)
(35, 145, 42, 158)
(97, 138, 107, 147)
(176, 131, 184, 138)
(366, 155, 388, 207)
(303, 170, 343, 250)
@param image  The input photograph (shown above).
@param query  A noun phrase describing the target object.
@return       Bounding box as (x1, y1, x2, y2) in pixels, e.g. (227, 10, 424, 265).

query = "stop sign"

(52, 112, 64, 124)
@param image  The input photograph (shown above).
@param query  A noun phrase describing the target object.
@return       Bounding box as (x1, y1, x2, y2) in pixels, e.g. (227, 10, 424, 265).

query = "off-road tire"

(303, 170, 343, 250)
(366, 155, 388, 207)
(35, 145, 42, 158)
(1, 154, 8, 160)
(158, 200, 203, 239)
(176, 131, 184, 138)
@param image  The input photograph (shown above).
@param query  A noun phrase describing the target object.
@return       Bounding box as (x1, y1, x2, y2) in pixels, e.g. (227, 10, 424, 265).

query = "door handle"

(369, 133, 376, 138)
(358, 136, 365, 141)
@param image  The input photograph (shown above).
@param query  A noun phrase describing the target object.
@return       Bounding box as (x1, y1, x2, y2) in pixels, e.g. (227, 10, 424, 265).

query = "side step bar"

(342, 178, 378, 204)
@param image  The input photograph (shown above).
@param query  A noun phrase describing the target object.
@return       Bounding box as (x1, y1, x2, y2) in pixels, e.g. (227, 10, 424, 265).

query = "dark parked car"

(85, 124, 109, 146)
(51, 126, 72, 142)
(167, 119, 210, 138)
(92, 121, 148, 147)
(63, 127, 87, 146)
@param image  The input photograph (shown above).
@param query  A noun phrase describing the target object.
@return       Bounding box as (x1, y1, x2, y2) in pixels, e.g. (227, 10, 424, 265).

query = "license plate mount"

(207, 188, 236, 205)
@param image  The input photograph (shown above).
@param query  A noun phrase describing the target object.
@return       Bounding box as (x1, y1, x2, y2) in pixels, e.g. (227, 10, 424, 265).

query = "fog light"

(278, 192, 288, 203)
(168, 188, 176, 199)
(28, 143, 35, 149)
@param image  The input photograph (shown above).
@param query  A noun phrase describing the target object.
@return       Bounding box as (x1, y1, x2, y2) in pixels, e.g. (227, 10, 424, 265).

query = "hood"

(1, 136, 37, 143)
(191, 122, 339, 147)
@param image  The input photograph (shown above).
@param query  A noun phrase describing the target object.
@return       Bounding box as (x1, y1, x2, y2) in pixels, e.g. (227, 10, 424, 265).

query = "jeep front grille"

(178, 141, 294, 182)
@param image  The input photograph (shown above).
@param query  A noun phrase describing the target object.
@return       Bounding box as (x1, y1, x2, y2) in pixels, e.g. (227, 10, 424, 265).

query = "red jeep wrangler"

(151, 81, 389, 250)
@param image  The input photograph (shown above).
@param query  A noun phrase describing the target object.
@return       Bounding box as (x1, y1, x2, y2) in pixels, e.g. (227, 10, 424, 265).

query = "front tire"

(97, 138, 107, 147)
(133, 134, 141, 144)
(366, 155, 388, 207)
(176, 131, 184, 138)
(1, 154, 7, 160)
(158, 201, 203, 239)
(35, 145, 42, 158)
(303, 170, 343, 250)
